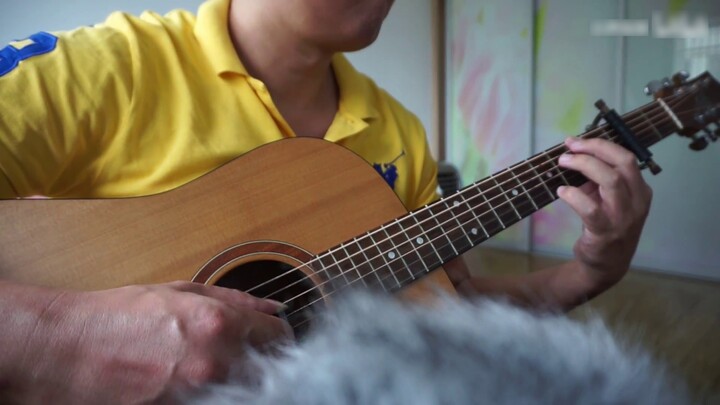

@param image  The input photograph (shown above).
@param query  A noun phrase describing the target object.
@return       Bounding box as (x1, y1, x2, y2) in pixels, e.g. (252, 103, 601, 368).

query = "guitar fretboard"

(314, 99, 677, 296)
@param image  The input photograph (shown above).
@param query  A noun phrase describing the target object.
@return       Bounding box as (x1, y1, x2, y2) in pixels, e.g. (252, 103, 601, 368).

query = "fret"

(529, 161, 555, 204)
(476, 178, 517, 231)
(342, 240, 381, 290)
(441, 193, 482, 249)
(640, 108, 666, 142)
(348, 236, 390, 291)
(536, 150, 572, 193)
(339, 243, 368, 288)
(460, 181, 506, 236)
(379, 223, 416, 282)
(492, 169, 537, 218)
(508, 160, 553, 211)
(317, 253, 346, 291)
(490, 173, 522, 220)
(329, 248, 362, 289)
(392, 218, 432, 274)
(406, 210, 444, 268)
(354, 233, 397, 292)
(366, 230, 403, 289)
(457, 191, 490, 241)
(510, 160, 555, 210)
(314, 261, 338, 296)
(434, 199, 473, 252)
(412, 204, 457, 263)
(653, 118, 681, 147)
(426, 201, 463, 256)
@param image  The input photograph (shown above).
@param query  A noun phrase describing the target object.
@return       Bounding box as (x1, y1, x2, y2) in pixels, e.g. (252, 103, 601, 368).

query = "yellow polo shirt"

(0, 0, 438, 210)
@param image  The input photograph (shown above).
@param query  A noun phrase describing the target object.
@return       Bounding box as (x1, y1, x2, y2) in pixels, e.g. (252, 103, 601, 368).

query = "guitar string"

(283, 119, 667, 324)
(287, 172, 637, 331)
(283, 95, 708, 321)
(254, 102, 684, 308)
(269, 89, 708, 305)
(242, 100, 676, 299)
(289, 125, 709, 330)
(288, 115, 714, 331)
(241, 99, 677, 299)
(269, 105, 682, 310)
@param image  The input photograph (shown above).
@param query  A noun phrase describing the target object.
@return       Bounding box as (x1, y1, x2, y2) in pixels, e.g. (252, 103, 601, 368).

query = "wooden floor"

(463, 247, 720, 404)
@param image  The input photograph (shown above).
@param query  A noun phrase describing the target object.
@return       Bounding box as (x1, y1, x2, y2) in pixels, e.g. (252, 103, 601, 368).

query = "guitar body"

(0, 138, 454, 304)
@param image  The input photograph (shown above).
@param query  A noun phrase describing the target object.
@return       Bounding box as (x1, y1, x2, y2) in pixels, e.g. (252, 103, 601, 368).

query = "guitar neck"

(315, 99, 679, 294)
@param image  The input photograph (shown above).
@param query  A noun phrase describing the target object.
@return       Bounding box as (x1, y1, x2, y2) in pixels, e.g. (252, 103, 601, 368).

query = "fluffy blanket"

(190, 292, 687, 404)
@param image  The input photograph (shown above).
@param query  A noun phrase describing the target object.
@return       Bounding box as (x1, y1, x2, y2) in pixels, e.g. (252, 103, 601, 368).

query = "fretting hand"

(557, 136, 653, 288)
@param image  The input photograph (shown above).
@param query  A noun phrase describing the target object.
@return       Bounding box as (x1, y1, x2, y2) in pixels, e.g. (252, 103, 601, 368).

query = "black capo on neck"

(589, 99, 662, 175)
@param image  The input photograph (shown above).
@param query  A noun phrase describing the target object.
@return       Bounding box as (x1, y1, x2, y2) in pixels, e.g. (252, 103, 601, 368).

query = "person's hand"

(13, 281, 289, 404)
(557, 137, 653, 288)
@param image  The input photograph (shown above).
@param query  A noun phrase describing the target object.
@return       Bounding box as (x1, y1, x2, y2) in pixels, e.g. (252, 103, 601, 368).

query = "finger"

(557, 185, 609, 233)
(168, 281, 286, 314)
(564, 137, 643, 184)
(242, 311, 294, 347)
(557, 152, 631, 213)
(578, 181, 598, 200)
(188, 299, 293, 354)
(210, 306, 293, 351)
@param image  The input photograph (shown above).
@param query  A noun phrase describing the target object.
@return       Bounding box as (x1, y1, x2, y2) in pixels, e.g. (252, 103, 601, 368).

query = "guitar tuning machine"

(688, 128, 719, 151)
(645, 72, 690, 97)
(689, 133, 709, 151)
(707, 127, 719, 142)
(672, 71, 690, 85)
(644, 80, 663, 96)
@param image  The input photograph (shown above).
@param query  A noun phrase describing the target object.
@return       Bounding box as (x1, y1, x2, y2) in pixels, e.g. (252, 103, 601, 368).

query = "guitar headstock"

(645, 71, 720, 151)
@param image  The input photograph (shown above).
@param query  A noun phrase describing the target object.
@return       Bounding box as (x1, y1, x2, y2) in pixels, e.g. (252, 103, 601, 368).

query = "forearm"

(454, 259, 617, 312)
(0, 280, 66, 399)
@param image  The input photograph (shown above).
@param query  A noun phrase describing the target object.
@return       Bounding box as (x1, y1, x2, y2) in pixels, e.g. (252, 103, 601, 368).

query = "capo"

(594, 99, 662, 175)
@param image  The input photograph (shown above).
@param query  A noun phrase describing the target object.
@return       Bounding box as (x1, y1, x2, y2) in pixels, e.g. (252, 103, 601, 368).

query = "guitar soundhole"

(214, 260, 321, 337)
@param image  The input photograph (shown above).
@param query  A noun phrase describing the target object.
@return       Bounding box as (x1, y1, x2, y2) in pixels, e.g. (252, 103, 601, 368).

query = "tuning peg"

(689, 133, 709, 151)
(688, 128, 719, 151)
(644, 80, 664, 96)
(705, 128, 718, 142)
(672, 71, 690, 85)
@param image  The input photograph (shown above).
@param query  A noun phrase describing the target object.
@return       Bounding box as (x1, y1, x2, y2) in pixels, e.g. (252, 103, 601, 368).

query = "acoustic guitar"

(1, 72, 718, 334)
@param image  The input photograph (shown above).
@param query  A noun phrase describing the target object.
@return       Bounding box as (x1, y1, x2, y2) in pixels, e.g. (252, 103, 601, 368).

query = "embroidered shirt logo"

(373, 150, 405, 189)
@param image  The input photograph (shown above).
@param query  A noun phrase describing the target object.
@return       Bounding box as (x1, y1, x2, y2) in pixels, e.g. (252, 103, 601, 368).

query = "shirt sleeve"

(0, 23, 134, 198)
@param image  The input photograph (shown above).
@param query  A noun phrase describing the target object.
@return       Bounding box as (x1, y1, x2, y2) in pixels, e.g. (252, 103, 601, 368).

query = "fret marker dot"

(416, 237, 425, 245)
(388, 252, 396, 260)
(546, 171, 553, 178)
(511, 189, 519, 196)
(471, 228, 479, 235)
(453, 201, 460, 207)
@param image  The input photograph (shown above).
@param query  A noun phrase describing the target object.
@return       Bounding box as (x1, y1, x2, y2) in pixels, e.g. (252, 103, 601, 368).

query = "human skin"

(0, 0, 653, 402)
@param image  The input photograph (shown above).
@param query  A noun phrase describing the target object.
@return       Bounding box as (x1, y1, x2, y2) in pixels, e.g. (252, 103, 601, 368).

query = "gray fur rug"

(189, 292, 688, 404)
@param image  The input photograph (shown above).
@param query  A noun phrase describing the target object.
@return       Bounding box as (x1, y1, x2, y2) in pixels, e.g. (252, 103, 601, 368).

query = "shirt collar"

(194, 0, 379, 130)
(332, 53, 380, 122)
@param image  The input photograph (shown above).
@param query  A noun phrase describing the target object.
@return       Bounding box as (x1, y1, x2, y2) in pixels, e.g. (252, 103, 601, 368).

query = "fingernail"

(557, 185, 566, 195)
(559, 153, 572, 163)
(265, 299, 289, 313)
(565, 137, 579, 144)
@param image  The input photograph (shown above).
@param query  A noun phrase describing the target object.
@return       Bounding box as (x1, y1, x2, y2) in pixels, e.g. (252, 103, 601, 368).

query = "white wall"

(0, 0, 436, 155)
